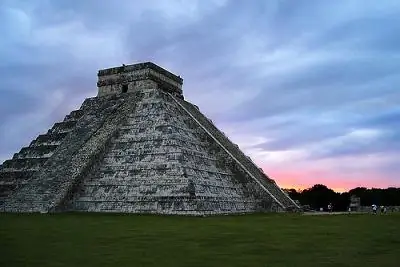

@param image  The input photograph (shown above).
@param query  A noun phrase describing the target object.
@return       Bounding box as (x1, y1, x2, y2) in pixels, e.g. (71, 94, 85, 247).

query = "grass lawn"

(1, 213, 399, 267)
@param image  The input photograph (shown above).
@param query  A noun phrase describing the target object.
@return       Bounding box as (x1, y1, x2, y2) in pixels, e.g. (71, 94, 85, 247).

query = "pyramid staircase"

(0, 62, 299, 214)
(173, 95, 298, 209)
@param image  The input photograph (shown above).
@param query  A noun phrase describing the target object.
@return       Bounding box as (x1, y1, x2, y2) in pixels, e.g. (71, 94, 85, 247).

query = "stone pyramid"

(0, 62, 299, 215)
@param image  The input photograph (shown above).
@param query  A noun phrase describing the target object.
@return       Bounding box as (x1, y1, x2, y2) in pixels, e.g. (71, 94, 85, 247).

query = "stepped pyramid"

(0, 62, 299, 215)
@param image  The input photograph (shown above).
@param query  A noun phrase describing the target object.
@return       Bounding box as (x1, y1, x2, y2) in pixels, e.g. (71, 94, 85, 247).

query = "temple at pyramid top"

(0, 61, 299, 215)
(97, 62, 184, 99)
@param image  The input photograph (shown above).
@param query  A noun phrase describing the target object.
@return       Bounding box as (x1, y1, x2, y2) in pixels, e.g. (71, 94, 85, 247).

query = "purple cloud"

(1, 0, 399, 190)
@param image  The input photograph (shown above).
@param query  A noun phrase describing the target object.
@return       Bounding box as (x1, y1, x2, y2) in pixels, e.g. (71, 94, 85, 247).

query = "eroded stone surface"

(0, 62, 299, 214)
(0, 104, 86, 206)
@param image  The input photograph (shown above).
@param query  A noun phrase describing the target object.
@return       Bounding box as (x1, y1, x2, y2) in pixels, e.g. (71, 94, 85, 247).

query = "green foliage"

(1, 213, 399, 267)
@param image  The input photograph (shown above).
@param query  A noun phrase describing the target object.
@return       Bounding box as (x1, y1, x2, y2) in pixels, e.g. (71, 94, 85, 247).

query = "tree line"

(284, 184, 400, 211)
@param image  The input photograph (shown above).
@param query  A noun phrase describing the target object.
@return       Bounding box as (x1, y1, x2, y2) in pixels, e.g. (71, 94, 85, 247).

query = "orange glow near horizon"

(264, 168, 393, 193)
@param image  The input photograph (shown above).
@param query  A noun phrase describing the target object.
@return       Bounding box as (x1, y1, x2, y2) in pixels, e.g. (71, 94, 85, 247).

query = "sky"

(1, 0, 400, 192)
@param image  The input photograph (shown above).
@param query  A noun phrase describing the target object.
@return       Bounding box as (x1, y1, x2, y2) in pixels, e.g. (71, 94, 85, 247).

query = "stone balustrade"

(175, 96, 299, 210)
(0, 62, 298, 214)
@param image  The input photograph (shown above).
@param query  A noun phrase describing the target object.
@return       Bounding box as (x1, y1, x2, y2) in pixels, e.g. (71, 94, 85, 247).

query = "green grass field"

(1, 213, 399, 267)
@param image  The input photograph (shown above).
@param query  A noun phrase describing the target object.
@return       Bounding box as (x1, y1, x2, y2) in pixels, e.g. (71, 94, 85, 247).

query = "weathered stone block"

(0, 62, 299, 214)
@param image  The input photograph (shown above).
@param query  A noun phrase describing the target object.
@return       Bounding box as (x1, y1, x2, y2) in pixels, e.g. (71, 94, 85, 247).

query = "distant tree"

(334, 192, 350, 211)
(299, 184, 337, 210)
(284, 189, 300, 201)
(285, 185, 400, 211)
(349, 187, 400, 206)
(385, 187, 400, 205)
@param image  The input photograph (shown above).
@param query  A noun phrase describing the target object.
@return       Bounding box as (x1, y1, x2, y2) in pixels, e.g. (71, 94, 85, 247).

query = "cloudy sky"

(1, 0, 399, 191)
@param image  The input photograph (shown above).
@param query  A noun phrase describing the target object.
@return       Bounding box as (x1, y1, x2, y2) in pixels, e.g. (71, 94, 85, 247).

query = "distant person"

(380, 206, 385, 214)
(382, 206, 387, 214)
(372, 204, 377, 214)
(328, 203, 332, 213)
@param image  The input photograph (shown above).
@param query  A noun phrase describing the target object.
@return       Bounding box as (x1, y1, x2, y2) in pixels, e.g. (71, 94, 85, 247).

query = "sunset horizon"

(1, 0, 399, 192)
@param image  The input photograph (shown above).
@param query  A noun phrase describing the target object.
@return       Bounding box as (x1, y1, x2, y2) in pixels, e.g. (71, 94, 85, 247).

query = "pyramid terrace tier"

(0, 105, 89, 202)
(171, 95, 300, 210)
(0, 63, 300, 214)
(72, 196, 277, 215)
(66, 88, 289, 213)
(0, 92, 137, 211)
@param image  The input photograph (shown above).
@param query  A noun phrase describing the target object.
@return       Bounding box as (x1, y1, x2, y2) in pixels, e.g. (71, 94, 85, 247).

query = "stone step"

(113, 135, 210, 148)
(0, 169, 37, 181)
(80, 97, 98, 110)
(89, 170, 233, 184)
(64, 109, 84, 122)
(80, 177, 239, 188)
(48, 120, 77, 134)
(2, 199, 51, 213)
(1, 158, 48, 171)
(119, 119, 198, 131)
(74, 191, 246, 202)
(95, 167, 186, 177)
(2, 92, 141, 212)
(97, 163, 229, 177)
(29, 132, 69, 147)
(82, 180, 190, 187)
(102, 153, 185, 165)
(71, 196, 262, 214)
(77, 187, 191, 199)
(175, 97, 299, 210)
(73, 195, 256, 202)
(103, 151, 216, 161)
(106, 147, 213, 158)
(0, 183, 18, 196)
(0, 168, 37, 177)
(103, 151, 216, 163)
(99, 162, 182, 172)
(13, 145, 57, 160)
